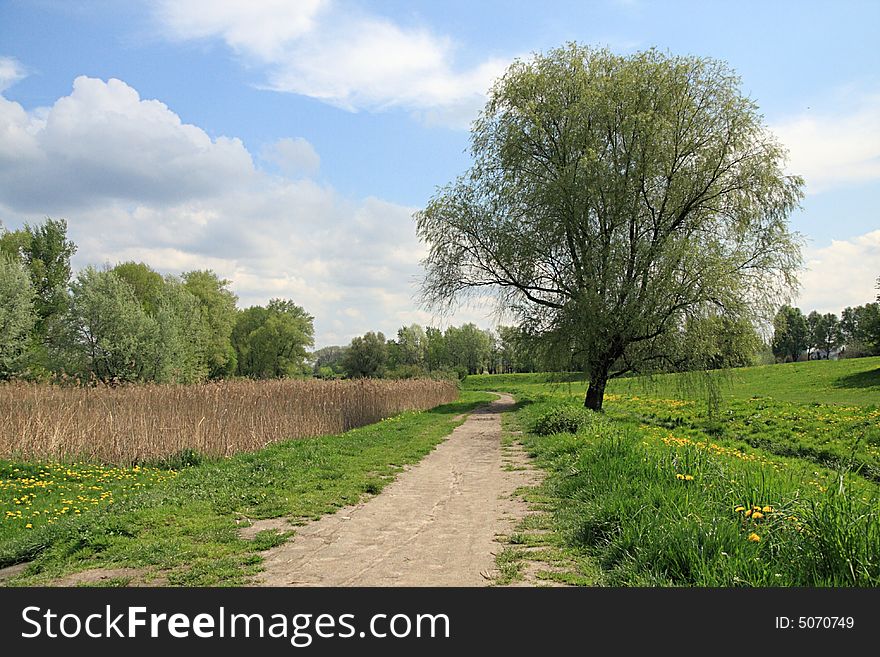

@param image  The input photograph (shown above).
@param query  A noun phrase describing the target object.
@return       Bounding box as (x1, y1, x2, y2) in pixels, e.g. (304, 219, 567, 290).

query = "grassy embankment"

(467, 357, 880, 586)
(0, 390, 492, 586)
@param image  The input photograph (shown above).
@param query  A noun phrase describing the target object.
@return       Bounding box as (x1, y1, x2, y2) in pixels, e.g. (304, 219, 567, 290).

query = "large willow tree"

(416, 45, 803, 410)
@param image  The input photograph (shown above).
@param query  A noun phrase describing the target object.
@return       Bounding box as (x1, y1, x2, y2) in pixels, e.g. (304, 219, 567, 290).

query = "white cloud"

(0, 56, 26, 92)
(771, 94, 880, 194)
(156, 0, 327, 60)
(154, 0, 511, 127)
(0, 76, 256, 212)
(0, 75, 499, 346)
(797, 230, 880, 313)
(261, 137, 320, 177)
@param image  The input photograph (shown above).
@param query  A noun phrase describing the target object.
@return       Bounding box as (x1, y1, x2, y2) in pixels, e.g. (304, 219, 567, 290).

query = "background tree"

(444, 323, 492, 375)
(342, 331, 388, 378)
(814, 312, 842, 359)
(63, 267, 159, 383)
(806, 310, 822, 359)
(19, 219, 76, 336)
(182, 270, 238, 378)
(232, 299, 314, 378)
(311, 345, 348, 379)
(153, 278, 209, 383)
(112, 262, 165, 315)
(396, 324, 427, 367)
(423, 326, 447, 372)
(416, 45, 803, 410)
(771, 305, 808, 362)
(0, 255, 37, 378)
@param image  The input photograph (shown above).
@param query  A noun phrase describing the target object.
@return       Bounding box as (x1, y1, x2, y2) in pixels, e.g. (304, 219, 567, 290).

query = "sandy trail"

(256, 393, 536, 586)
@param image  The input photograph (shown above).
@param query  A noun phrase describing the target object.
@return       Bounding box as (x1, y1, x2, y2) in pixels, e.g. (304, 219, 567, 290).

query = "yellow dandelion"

(734, 506, 746, 513)
(762, 505, 773, 513)
(744, 509, 753, 518)
(684, 475, 694, 481)
(752, 511, 764, 520)
(25, 523, 32, 529)
(747, 533, 761, 542)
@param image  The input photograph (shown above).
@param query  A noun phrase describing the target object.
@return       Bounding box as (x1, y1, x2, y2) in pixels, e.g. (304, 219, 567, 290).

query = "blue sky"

(1, 0, 878, 346)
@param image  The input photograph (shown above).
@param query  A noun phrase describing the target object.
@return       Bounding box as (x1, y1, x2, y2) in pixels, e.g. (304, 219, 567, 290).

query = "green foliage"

(772, 305, 808, 362)
(63, 267, 160, 383)
(0, 255, 37, 378)
(342, 331, 388, 378)
(841, 303, 880, 357)
(19, 219, 76, 336)
(182, 270, 239, 378)
(111, 262, 165, 315)
(532, 404, 594, 436)
(395, 324, 427, 366)
(443, 323, 492, 375)
(417, 44, 803, 410)
(153, 278, 209, 383)
(310, 345, 348, 378)
(232, 299, 314, 378)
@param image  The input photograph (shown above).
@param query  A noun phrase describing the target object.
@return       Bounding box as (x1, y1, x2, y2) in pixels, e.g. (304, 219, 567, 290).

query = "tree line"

(313, 323, 544, 381)
(0, 219, 313, 383)
(3, 217, 876, 386)
(771, 299, 880, 363)
(0, 218, 545, 384)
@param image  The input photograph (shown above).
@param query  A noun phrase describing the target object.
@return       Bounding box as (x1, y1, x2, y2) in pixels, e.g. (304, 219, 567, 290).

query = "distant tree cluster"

(0, 219, 314, 383)
(313, 323, 550, 381)
(771, 298, 880, 363)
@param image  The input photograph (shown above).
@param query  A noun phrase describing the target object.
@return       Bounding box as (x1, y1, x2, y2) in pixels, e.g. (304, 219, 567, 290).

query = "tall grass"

(518, 398, 880, 586)
(0, 378, 458, 465)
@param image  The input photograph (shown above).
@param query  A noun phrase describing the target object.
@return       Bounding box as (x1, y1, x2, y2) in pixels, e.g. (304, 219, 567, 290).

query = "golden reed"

(0, 378, 458, 465)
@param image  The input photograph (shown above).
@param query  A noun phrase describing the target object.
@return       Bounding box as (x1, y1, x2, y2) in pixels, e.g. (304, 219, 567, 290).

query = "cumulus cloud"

(0, 56, 26, 92)
(154, 0, 511, 127)
(0, 75, 502, 346)
(0, 76, 256, 212)
(261, 137, 320, 178)
(797, 230, 880, 313)
(771, 94, 880, 194)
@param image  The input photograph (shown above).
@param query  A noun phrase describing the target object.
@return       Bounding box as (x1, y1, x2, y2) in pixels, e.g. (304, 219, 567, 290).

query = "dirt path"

(256, 393, 538, 586)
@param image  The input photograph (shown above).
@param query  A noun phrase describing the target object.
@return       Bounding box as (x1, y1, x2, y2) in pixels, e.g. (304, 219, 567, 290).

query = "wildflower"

(747, 533, 760, 542)
(684, 475, 694, 481)
(762, 505, 773, 513)
(752, 511, 764, 520)
(744, 509, 753, 518)
(734, 506, 746, 513)
(25, 523, 32, 529)
(676, 474, 685, 480)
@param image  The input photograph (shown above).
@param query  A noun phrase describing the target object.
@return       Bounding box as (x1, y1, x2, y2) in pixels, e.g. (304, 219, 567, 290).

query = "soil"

(255, 393, 540, 586)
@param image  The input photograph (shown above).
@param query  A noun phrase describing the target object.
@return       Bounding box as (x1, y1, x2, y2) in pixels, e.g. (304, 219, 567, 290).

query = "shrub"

(532, 403, 594, 436)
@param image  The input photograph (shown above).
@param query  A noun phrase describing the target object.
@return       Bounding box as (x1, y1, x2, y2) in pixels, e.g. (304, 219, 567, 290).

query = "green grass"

(512, 400, 879, 586)
(471, 358, 880, 587)
(470, 358, 880, 482)
(0, 391, 493, 586)
(467, 355, 880, 406)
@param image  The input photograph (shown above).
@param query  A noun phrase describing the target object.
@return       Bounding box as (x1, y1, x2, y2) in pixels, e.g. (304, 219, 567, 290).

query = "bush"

(532, 403, 594, 436)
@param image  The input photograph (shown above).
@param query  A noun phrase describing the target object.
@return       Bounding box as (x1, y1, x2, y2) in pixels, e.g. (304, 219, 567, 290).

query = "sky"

(0, 0, 878, 347)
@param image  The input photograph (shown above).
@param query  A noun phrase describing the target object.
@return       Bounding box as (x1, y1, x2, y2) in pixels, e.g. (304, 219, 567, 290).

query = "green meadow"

(468, 357, 880, 586)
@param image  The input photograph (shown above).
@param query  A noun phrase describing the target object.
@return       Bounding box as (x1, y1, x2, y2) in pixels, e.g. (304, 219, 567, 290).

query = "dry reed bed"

(0, 378, 459, 465)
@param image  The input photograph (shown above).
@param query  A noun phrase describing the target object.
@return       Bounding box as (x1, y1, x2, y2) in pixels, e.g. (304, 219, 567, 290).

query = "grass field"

(0, 391, 493, 586)
(468, 357, 880, 586)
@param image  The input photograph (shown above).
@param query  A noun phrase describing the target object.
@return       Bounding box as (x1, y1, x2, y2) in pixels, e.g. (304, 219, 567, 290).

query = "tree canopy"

(417, 44, 803, 409)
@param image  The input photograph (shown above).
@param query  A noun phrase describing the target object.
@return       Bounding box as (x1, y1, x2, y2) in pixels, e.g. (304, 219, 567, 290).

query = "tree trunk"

(584, 369, 609, 411)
